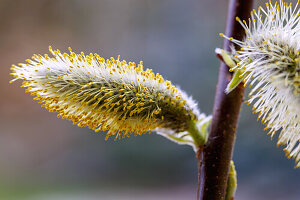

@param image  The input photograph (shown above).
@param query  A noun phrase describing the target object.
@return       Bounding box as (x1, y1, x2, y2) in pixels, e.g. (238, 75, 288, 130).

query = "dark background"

(1, 0, 299, 199)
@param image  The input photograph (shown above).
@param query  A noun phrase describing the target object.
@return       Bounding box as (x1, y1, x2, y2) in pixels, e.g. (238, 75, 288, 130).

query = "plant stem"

(188, 120, 207, 148)
(198, 0, 253, 199)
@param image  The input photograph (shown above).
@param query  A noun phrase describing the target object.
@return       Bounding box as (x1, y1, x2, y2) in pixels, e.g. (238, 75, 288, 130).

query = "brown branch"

(198, 0, 253, 200)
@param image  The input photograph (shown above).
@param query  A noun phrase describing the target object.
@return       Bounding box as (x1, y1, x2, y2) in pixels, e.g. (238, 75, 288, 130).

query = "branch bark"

(198, 0, 253, 199)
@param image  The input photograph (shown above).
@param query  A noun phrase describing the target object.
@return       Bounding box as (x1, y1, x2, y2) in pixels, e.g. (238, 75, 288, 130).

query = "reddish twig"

(198, 0, 253, 199)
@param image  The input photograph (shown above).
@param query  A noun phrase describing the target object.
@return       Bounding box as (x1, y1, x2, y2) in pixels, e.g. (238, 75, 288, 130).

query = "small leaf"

(225, 161, 237, 200)
(225, 70, 247, 93)
(215, 48, 236, 68)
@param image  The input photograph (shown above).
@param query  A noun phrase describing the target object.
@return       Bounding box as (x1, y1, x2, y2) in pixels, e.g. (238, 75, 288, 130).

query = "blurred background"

(1, 0, 300, 199)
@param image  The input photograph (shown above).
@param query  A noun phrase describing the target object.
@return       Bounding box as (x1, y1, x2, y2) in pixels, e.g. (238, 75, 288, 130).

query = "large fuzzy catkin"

(10, 46, 201, 141)
(220, 1, 300, 167)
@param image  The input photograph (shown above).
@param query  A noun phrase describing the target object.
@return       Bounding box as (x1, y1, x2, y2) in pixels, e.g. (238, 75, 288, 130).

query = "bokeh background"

(1, 0, 300, 199)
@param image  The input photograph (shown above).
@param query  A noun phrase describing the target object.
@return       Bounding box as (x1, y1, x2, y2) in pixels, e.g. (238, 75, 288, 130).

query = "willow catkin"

(220, 1, 300, 167)
(10, 46, 201, 141)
